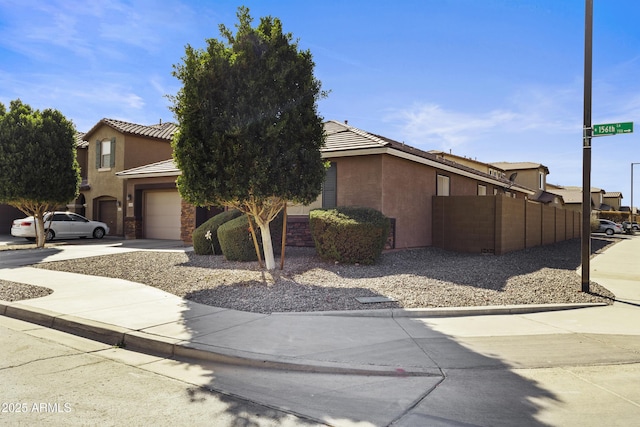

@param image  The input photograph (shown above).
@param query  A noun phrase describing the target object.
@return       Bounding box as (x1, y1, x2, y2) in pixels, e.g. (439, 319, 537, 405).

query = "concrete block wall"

(434, 195, 581, 255)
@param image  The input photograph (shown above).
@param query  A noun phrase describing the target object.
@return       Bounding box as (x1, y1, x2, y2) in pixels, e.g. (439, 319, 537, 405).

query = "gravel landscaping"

(0, 237, 617, 313)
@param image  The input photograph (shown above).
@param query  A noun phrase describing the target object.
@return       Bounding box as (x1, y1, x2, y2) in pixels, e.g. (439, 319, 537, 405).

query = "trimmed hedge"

(217, 211, 284, 262)
(309, 206, 390, 264)
(192, 209, 243, 255)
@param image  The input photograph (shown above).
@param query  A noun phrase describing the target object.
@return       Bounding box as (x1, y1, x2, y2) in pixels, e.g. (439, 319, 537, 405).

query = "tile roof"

(75, 131, 88, 148)
(115, 159, 179, 178)
(604, 192, 622, 198)
(547, 188, 582, 204)
(490, 161, 550, 174)
(323, 120, 389, 151)
(84, 118, 177, 142)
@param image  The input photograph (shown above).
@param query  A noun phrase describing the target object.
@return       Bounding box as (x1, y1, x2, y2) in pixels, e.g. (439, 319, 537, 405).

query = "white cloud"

(385, 81, 585, 153)
(386, 103, 523, 151)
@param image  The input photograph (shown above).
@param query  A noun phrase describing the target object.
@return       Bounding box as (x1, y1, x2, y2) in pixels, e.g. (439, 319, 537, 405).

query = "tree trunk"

(35, 215, 46, 248)
(258, 222, 276, 270)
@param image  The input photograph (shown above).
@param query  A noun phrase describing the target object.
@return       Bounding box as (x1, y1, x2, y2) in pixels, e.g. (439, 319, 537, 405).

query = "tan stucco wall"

(334, 155, 383, 210)
(123, 136, 172, 170)
(84, 127, 126, 231)
(379, 155, 435, 248)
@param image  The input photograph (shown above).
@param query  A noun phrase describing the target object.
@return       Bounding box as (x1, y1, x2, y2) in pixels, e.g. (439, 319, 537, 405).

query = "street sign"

(592, 122, 633, 136)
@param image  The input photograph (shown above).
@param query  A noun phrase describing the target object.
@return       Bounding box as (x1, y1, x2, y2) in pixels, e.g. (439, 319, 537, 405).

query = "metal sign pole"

(581, 0, 593, 293)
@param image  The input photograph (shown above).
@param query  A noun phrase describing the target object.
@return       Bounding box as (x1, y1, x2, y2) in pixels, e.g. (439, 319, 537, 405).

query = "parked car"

(596, 219, 623, 236)
(11, 212, 109, 241)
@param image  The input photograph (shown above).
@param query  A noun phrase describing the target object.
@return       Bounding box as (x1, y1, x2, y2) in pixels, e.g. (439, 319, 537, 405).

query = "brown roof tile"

(84, 118, 177, 142)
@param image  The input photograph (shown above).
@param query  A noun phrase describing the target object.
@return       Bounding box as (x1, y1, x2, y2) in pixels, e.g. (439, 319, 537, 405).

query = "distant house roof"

(490, 161, 550, 175)
(84, 118, 177, 142)
(75, 131, 88, 148)
(428, 150, 506, 171)
(116, 159, 179, 178)
(547, 188, 582, 204)
(604, 192, 622, 198)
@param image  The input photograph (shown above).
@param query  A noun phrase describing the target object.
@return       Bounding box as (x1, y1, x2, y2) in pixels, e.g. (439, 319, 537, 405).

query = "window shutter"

(110, 137, 116, 168)
(95, 140, 101, 168)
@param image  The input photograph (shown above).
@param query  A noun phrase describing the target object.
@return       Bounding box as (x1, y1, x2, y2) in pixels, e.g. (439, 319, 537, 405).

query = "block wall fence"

(433, 195, 580, 255)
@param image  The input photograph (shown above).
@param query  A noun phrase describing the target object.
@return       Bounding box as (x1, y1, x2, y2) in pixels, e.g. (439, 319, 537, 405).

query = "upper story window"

(437, 174, 450, 196)
(96, 138, 116, 169)
(538, 171, 544, 190)
(478, 184, 487, 196)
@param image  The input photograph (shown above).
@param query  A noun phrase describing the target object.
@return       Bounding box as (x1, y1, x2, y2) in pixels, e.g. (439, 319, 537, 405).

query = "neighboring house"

(603, 192, 623, 211)
(546, 185, 613, 212)
(428, 151, 508, 180)
(74, 118, 177, 236)
(490, 161, 550, 192)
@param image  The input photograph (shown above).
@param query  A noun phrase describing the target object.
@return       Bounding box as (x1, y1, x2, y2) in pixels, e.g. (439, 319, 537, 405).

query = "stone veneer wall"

(124, 216, 142, 239)
(180, 200, 196, 245)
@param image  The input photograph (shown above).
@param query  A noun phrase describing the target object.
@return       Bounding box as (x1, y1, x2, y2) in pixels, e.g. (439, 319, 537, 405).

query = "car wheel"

(93, 227, 105, 239)
(45, 229, 55, 241)
(605, 228, 614, 236)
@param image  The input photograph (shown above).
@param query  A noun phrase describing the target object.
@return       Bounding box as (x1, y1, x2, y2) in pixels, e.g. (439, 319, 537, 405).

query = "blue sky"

(2, 0, 640, 206)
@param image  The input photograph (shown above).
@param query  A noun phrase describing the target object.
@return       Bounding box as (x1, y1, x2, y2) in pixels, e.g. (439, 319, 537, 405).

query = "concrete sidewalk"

(1, 236, 640, 375)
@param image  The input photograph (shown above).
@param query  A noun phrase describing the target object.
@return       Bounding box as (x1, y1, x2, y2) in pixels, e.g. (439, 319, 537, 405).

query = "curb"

(273, 303, 609, 318)
(0, 301, 439, 378)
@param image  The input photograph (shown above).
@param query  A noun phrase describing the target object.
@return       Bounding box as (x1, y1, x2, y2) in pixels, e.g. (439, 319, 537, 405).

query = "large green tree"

(171, 7, 327, 270)
(0, 99, 81, 247)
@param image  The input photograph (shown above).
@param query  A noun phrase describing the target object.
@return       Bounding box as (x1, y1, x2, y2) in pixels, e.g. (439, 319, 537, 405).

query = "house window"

(101, 140, 111, 168)
(322, 162, 337, 208)
(96, 138, 116, 169)
(539, 171, 544, 190)
(437, 174, 450, 196)
(478, 184, 487, 196)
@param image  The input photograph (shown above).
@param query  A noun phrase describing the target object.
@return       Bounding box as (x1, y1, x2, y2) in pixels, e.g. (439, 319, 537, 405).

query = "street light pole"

(581, 0, 593, 293)
(633, 163, 640, 223)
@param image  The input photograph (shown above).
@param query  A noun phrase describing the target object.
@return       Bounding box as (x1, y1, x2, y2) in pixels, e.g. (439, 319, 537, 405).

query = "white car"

(11, 212, 109, 241)
(596, 219, 623, 236)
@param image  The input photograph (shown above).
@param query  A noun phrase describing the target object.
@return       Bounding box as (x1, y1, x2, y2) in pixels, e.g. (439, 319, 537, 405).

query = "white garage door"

(145, 190, 181, 240)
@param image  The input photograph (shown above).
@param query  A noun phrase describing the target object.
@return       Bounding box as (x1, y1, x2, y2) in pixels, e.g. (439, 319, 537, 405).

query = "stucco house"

(114, 120, 539, 248)
(546, 184, 615, 212)
(74, 118, 177, 236)
(603, 192, 623, 211)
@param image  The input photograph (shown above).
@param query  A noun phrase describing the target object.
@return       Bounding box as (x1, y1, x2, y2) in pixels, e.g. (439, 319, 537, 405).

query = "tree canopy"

(171, 7, 327, 269)
(0, 99, 81, 247)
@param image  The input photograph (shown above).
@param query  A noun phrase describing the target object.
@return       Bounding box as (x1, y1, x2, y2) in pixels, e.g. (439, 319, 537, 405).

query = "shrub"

(599, 212, 630, 223)
(217, 211, 284, 262)
(192, 209, 243, 255)
(309, 206, 390, 264)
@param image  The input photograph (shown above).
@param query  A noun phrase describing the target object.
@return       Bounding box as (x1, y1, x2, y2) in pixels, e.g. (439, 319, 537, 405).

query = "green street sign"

(593, 122, 633, 136)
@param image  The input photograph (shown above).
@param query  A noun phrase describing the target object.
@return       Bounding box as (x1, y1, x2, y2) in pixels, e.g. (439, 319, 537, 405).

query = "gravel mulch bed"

(0, 281, 53, 302)
(6, 237, 616, 314)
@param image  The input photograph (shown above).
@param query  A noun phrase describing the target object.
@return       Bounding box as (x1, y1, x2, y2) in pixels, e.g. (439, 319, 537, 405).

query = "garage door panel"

(145, 191, 181, 240)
